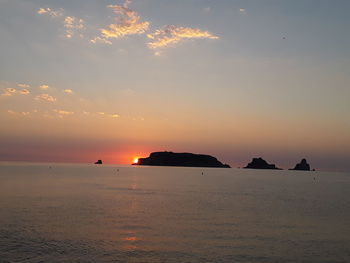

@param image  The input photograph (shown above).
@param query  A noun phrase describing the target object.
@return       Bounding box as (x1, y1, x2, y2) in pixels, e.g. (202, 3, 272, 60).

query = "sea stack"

(133, 151, 230, 168)
(244, 157, 281, 170)
(290, 159, 311, 171)
(94, 160, 103, 164)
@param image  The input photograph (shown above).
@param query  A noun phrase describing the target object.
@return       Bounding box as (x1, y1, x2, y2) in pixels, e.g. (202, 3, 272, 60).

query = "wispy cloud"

(17, 84, 30, 88)
(39, 84, 50, 90)
(37, 2, 219, 54)
(147, 25, 219, 49)
(35, 94, 57, 102)
(1, 88, 16, 96)
(92, 1, 150, 43)
(81, 111, 120, 119)
(239, 8, 247, 14)
(7, 110, 31, 116)
(37, 7, 63, 17)
(1, 87, 29, 96)
(36, 4, 224, 64)
(19, 89, 30, 95)
(63, 89, 74, 94)
(64, 16, 85, 38)
(53, 109, 74, 118)
(6, 88, 16, 93)
(38, 8, 84, 38)
(1, 92, 12, 97)
(90, 36, 112, 45)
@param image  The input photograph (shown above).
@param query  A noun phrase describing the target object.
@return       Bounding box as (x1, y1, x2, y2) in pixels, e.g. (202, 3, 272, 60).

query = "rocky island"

(244, 157, 281, 170)
(133, 151, 230, 168)
(94, 160, 103, 164)
(289, 159, 311, 171)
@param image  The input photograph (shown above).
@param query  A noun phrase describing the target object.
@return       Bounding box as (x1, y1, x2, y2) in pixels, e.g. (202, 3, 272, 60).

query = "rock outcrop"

(94, 160, 103, 164)
(133, 151, 230, 168)
(290, 159, 310, 171)
(244, 157, 281, 170)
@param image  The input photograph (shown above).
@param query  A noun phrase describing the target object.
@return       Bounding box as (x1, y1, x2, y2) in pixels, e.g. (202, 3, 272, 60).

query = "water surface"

(0, 163, 349, 262)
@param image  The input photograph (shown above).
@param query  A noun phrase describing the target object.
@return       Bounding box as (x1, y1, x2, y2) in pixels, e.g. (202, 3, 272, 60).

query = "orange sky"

(0, 1, 350, 171)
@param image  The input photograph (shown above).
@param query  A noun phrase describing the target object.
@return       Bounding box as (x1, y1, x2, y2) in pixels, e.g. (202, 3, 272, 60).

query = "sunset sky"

(1, 0, 349, 171)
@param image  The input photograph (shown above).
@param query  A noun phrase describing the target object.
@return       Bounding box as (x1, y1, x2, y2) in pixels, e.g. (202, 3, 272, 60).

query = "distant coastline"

(132, 152, 315, 171)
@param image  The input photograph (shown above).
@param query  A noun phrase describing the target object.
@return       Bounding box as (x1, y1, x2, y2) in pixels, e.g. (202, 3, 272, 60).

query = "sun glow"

(133, 158, 139, 164)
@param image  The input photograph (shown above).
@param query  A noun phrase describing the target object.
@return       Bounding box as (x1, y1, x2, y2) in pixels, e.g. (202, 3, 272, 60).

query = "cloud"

(37, 8, 47, 15)
(53, 109, 74, 119)
(38, 8, 84, 38)
(6, 88, 16, 93)
(35, 94, 57, 102)
(92, 1, 150, 43)
(147, 25, 219, 49)
(17, 84, 30, 88)
(39, 85, 50, 90)
(82, 111, 121, 119)
(90, 36, 112, 45)
(7, 110, 30, 116)
(63, 89, 73, 94)
(64, 16, 85, 38)
(1, 92, 12, 97)
(37, 7, 63, 18)
(239, 8, 246, 14)
(1, 86, 29, 96)
(1, 88, 16, 96)
(36, 2, 220, 55)
(19, 89, 30, 95)
(53, 109, 74, 115)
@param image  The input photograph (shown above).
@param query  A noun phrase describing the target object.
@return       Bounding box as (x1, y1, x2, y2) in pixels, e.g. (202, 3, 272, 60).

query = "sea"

(0, 162, 349, 263)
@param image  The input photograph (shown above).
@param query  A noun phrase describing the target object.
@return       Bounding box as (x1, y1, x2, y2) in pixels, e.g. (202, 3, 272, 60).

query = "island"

(289, 159, 311, 171)
(244, 157, 281, 170)
(133, 151, 230, 168)
(94, 160, 103, 164)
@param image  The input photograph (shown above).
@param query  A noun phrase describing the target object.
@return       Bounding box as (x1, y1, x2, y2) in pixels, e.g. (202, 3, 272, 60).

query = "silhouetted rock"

(290, 159, 310, 171)
(94, 160, 103, 164)
(244, 157, 281, 170)
(133, 151, 230, 168)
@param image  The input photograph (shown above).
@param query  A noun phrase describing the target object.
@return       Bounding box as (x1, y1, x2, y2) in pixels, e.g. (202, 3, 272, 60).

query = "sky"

(0, 0, 350, 171)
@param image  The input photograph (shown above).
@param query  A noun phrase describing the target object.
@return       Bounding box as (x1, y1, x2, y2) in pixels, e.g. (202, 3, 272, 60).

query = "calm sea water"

(0, 163, 349, 263)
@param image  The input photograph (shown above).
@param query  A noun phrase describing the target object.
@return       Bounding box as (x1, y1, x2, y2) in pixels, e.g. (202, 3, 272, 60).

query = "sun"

(133, 158, 139, 164)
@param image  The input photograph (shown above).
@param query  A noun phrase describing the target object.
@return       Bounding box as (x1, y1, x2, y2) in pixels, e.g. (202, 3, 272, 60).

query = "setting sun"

(133, 158, 139, 164)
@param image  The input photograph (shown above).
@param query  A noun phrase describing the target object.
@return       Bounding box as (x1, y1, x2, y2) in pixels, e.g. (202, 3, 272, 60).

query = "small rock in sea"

(244, 157, 281, 170)
(290, 159, 311, 171)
